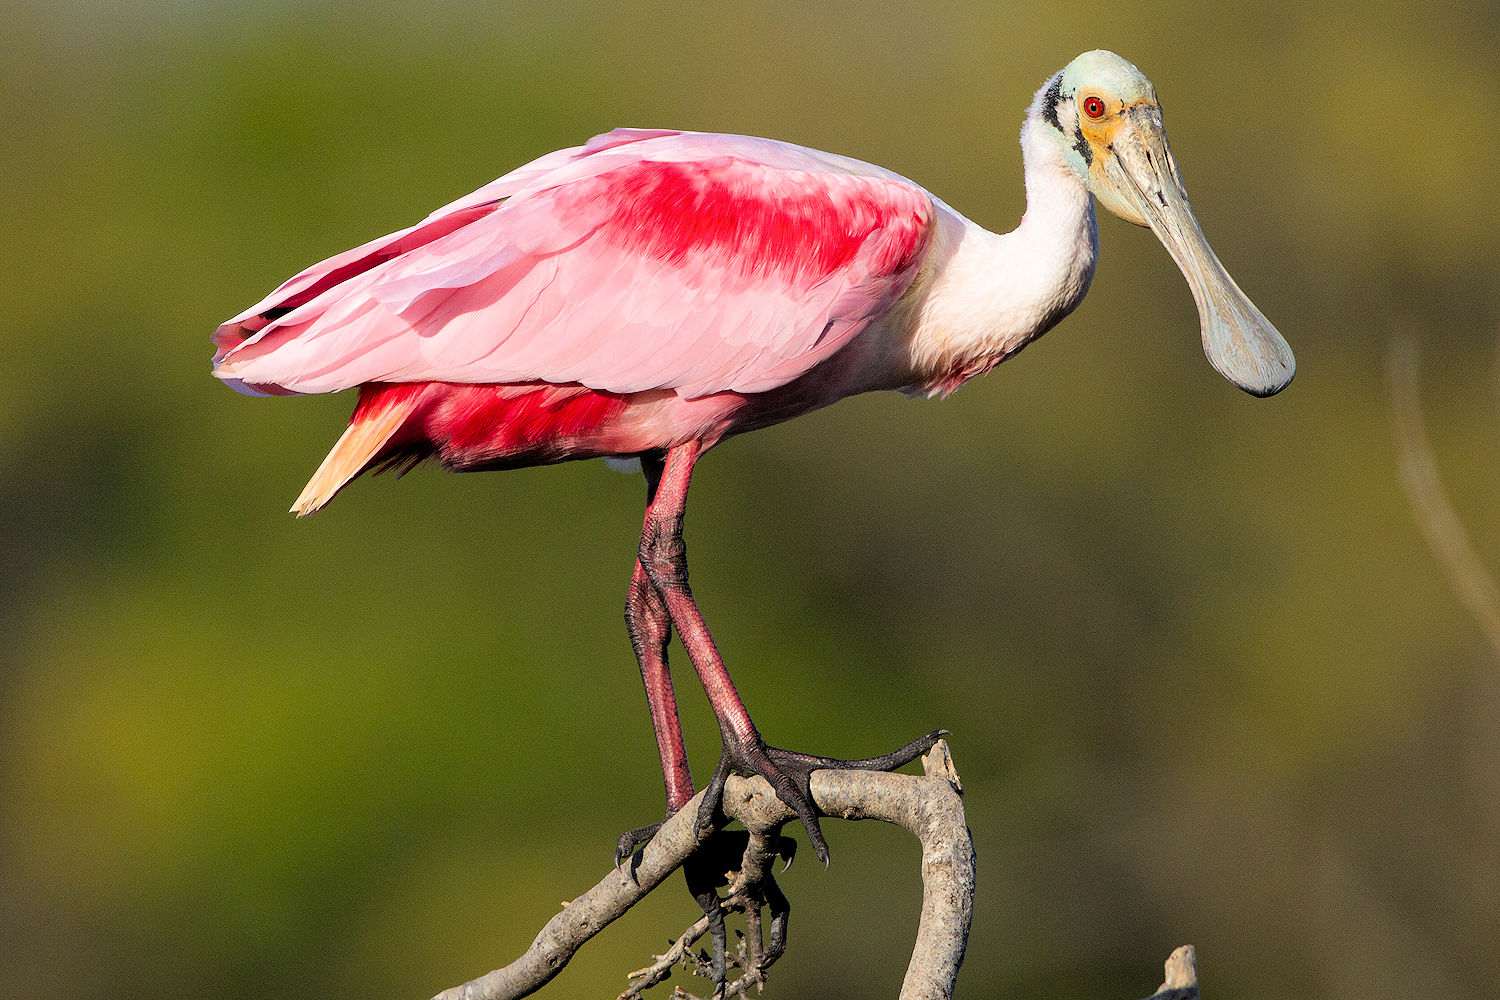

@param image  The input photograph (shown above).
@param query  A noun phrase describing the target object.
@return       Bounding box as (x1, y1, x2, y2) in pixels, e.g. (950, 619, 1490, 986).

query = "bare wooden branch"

(431, 739, 1198, 1000)
(432, 741, 974, 1000)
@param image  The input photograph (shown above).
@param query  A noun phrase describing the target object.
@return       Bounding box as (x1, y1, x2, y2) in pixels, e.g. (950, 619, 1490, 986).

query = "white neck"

(898, 113, 1098, 396)
(1014, 115, 1097, 256)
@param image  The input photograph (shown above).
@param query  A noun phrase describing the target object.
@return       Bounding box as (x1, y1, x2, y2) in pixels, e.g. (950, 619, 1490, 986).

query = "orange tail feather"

(291, 390, 421, 516)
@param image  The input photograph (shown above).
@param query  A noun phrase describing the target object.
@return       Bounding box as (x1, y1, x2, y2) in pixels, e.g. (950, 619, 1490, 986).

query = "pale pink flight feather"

(213, 129, 935, 402)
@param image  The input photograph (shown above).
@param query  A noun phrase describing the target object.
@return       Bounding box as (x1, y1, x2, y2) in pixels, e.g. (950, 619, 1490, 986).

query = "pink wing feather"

(213, 129, 933, 400)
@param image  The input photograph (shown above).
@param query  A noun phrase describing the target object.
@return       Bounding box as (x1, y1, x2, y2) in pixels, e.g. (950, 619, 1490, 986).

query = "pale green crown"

(1059, 50, 1157, 106)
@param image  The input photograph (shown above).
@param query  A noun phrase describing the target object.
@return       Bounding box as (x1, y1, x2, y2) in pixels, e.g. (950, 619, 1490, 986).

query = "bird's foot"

(614, 819, 667, 878)
(683, 829, 795, 997)
(613, 729, 942, 993)
(619, 829, 796, 999)
(696, 728, 947, 865)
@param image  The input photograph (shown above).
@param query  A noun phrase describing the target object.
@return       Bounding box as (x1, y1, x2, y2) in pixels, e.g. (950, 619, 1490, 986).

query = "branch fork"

(431, 741, 1200, 1000)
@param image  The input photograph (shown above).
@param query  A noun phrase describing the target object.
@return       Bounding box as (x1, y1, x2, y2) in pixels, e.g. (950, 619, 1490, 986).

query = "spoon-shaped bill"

(1104, 109, 1295, 397)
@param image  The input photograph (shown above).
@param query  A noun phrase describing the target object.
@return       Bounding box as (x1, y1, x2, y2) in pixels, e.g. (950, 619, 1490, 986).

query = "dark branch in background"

(1388, 331, 1500, 659)
(430, 742, 1199, 1000)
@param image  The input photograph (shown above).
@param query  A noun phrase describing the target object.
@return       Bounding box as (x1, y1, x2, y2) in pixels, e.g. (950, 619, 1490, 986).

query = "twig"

(619, 828, 792, 999)
(619, 915, 711, 998)
(431, 741, 974, 1000)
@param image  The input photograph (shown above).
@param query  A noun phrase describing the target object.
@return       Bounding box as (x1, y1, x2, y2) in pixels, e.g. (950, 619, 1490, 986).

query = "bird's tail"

(291, 386, 423, 517)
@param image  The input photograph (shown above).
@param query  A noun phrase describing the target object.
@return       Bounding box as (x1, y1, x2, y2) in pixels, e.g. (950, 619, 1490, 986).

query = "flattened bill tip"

(1219, 355, 1295, 397)
(1202, 315, 1296, 398)
(1243, 368, 1295, 397)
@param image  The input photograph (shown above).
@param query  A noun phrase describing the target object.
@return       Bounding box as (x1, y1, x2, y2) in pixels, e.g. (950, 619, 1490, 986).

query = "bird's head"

(1034, 50, 1294, 397)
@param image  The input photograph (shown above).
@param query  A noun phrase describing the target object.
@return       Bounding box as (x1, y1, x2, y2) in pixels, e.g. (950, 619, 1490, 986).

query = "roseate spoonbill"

(213, 50, 1293, 866)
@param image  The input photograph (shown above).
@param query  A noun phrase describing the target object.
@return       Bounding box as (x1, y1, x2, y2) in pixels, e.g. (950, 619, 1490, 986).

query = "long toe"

(758, 730, 948, 864)
(708, 729, 946, 866)
(767, 729, 948, 772)
(757, 753, 832, 866)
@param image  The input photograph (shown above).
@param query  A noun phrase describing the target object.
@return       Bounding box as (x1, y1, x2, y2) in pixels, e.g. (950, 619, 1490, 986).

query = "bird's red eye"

(1082, 96, 1106, 120)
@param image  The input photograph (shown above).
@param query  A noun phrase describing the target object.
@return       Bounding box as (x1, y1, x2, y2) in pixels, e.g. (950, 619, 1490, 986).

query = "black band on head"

(1072, 123, 1093, 166)
(1041, 73, 1065, 133)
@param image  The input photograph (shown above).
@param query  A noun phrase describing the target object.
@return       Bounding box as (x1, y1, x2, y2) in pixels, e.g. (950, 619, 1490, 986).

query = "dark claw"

(614, 820, 663, 873)
(702, 729, 947, 865)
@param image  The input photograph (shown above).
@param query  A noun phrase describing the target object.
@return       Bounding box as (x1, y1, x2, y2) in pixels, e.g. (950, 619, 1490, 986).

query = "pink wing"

(213, 129, 934, 399)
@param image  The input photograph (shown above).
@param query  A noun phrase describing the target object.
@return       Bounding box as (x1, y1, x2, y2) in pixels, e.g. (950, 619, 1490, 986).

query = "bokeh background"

(4, 2, 1499, 998)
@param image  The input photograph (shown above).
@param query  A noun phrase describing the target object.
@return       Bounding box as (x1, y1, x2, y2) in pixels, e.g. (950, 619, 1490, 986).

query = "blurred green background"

(4, 2, 1499, 998)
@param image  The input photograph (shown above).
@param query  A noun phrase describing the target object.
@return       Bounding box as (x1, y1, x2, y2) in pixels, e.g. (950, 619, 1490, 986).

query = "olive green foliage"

(3, 3, 1498, 999)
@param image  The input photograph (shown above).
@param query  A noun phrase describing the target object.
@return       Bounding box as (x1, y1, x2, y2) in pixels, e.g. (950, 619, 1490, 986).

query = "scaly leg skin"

(637, 442, 947, 864)
(615, 472, 695, 875)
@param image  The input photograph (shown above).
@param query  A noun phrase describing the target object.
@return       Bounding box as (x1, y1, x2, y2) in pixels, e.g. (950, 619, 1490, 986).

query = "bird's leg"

(614, 559, 695, 867)
(677, 829, 795, 997)
(683, 847, 730, 995)
(615, 467, 696, 871)
(638, 442, 945, 864)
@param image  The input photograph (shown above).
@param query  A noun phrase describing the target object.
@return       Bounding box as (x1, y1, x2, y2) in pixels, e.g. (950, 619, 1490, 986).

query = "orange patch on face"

(1076, 95, 1156, 151)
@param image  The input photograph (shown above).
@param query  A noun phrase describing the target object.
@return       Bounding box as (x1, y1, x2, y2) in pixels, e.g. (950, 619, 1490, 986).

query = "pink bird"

(214, 51, 1292, 870)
